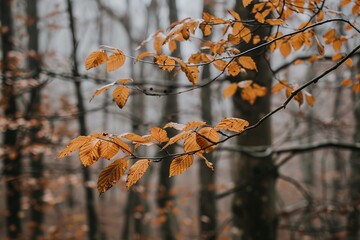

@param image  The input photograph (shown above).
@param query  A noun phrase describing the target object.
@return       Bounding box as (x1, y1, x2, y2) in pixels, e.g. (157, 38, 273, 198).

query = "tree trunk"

(231, 2, 277, 240)
(66, 1, 99, 239)
(1, 1, 23, 239)
(156, 1, 180, 239)
(199, 3, 216, 240)
(26, 1, 45, 239)
(347, 58, 360, 240)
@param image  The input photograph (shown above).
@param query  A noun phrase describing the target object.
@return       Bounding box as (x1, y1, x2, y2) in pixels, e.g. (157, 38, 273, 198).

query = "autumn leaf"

(196, 127, 219, 153)
(162, 131, 192, 149)
(150, 127, 169, 143)
(79, 138, 101, 167)
(215, 118, 249, 133)
(58, 136, 91, 158)
(227, 61, 242, 76)
(163, 122, 185, 131)
(341, 78, 353, 87)
(169, 155, 194, 177)
(183, 121, 206, 131)
(180, 64, 199, 85)
(272, 80, 287, 93)
(243, 0, 252, 8)
(90, 82, 115, 102)
(112, 85, 129, 109)
(99, 138, 121, 160)
(126, 160, 151, 189)
(112, 138, 132, 154)
(228, 10, 240, 21)
(241, 83, 267, 105)
(97, 158, 129, 193)
(266, 19, 284, 25)
(121, 133, 149, 144)
(106, 50, 126, 72)
(304, 91, 315, 107)
(280, 40, 291, 58)
(223, 83, 238, 98)
(85, 50, 107, 70)
(184, 132, 202, 153)
(155, 55, 176, 71)
(135, 51, 155, 63)
(238, 56, 257, 71)
(197, 152, 214, 171)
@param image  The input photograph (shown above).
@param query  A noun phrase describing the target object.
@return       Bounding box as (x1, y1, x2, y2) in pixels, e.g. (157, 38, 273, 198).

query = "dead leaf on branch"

(126, 160, 151, 189)
(58, 136, 91, 158)
(169, 155, 194, 177)
(106, 50, 126, 72)
(85, 50, 107, 70)
(112, 85, 129, 109)
(98, 158, 129, 193)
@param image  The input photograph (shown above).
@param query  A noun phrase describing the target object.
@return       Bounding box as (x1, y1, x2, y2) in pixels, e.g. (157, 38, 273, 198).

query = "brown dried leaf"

(85, 50, 107, 70)
(150, 127, 169, 143)
(112, 85, 129, 109)
(238, 56, 257, 71)
(106, 50, 126, 72)
(58, 136, 91, 158)
(97, 158, 129, 193)
(184, 121, 207, 131)
(162, 131, 192, 149)
(90, 82, 115, 102)
(223, 83, 238, 98)
(126, 160, 151, 189)
(196, 127, 219, 153)
(215, 118, 249, 133)
(169, 155, 194, 177)
(79, 138, 101, 167)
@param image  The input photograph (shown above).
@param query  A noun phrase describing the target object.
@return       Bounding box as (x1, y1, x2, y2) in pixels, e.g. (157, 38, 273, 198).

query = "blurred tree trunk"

(1, 0, 23, 239)
(66, 1, 99, 239)
(156, 0, 179, 239)
(199, 2, 217, 239)
(231, 2, 277, 240)
(26, 1, 45, 239)
(122, 2, 150, 239)
(347, 58, 360, 240)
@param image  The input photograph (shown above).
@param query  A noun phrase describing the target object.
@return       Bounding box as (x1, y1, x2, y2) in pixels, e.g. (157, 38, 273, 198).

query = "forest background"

(1, 0, 360, 240)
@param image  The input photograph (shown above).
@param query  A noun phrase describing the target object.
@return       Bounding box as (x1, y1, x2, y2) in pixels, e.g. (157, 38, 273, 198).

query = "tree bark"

(66, 1, 99, 239)
(26, 1, 45, 239)
(231, 2, 277, 240)
(1, 1, 23, 239)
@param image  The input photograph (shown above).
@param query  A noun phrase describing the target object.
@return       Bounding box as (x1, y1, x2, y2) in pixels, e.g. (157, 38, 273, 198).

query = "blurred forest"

(1, 0, 360, 240)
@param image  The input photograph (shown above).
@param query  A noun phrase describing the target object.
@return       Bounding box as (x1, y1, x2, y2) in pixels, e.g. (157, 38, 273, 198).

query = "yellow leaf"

(341, 78, 353, 87)
(99, 138, 121, 160)
(79, 138, 101, 167)
(169, 155, 194, 177)
(253, 35, 261, 45)
(197, 153, 214, 171)
(345, 58, 353, 68)
(58, 136, 90, 158)
(90, 82, 115, 102)
(215, 118, 249, 133)
(255, 12, 265, 23)
(106, 50, 126, 72)
(113, 138, 132, 155)
(332, 53, 343, 62)
(154, 33, 165, 54)
(126, 160, 151, 189)
(243, 0, 252, 8)
(353, 82, 360, 93)
(272, 80, 287, 93)
(213, 59, 228, 71)
(155, 55, 176, 71)
(240, 27, 252, 43)
(163, 122, 185, 131)
(304, 92, 315, 107)
(184, 132, 202, 153)
(162, 131, 192, 149)
(266, 19, 284, 25)
(168, 40, 177, 52)
(180, 64, 199, 85)
(228, 10, 240, 21)
(184, 121, 207, 131)
(97, 158, 129, 193)
(199, 21, 212, 37)
(317, 11, 324, 21)
(121, 133, 149, 144)
(227, 61, 242, 76)
(196, 127, 219, 153)
(290, 33, 304, 50)
(280, 41, 291, 58)
(238, 56, 257, 71)
(150, 127, 169, 143)
(223, 83, 238, 98)
(135, 51, 155, 63)
(85, 50, 107, 70)
(112, 85, 129, 109)
(241, 83, 267, 105)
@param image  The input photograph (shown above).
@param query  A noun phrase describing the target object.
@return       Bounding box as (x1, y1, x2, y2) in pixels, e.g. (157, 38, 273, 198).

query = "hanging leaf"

(162, 131, 192, 149)
(126, 160, 151, 189)
(135, 51, 155, 63)
(155, 55, 176, 71)
(85, 50, 107, 70)
(180, 64, 199, 85)
(241, 83, 267, 105)
(97, 158, 129, 193)
(197, 152, 214, 171)
(79, 138, 101, 167)
(163, 122, 185, 131)
(227, 61, 242, 76)
(223, 83, 238, 98)
(99, 138, 121, 160)
(112, 138, 132, 155)
(215, 118, 249, 133)
(243, 0, 252, 8)
(184, 132, 202, 153)
(169, 155, 194, 177)
(238, 56, 257, 71)
(280, 40, 291, 58)
(106, 50, 126, 72)
(290, 33, 305, 50)
(90, 82, 115, 102)
(150, 127, 169, 143)
(272, 80, 287, 93)
(184, 121, 207, 131)
(112, 85, 129, 109)
(304, 91, 315, 107)
(121, 133, 149, 144)
(266, 19, 284, 26)
(340, 78, 353, 87)
(196, 127, 219, 153)
(228, 10, 240, 21)
(58, 136, 91, 158)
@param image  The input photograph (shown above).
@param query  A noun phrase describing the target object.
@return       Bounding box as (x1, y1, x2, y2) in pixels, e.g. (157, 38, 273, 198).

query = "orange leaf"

(223, 83, 238, 98)
(155, 55, 176, 71)
(227, 61, 242, 76)
(85, 50, 107, 70)
(97, 158, 129, 193)
(135, 51, 155, 63)
(90, 82, 115, 102)
(280, 41, 291, 58)
(98, 138, 121, 160)
(353, 82, 360, 93)
(162, 131, 192, 149)
(184, 121, 207, 131)
(238, 80, 253, 88)
(238, 56, 257, 71)
(243, 0, 252, 8)
(215, 118, 249, 133)
(150, 127, 169, 143)
(184, 132, 202, 153)
(228, 10, 240, 21)
(341, 78, 353, 87)
(197, 152, 214, 171)
(272, 80, 287, 93)
(121, 133, 149, 144)
(112, 85, 129, 109)
(79, 138, 101, 167)
(345, 58, 353, 67)
(169, 155, 194, 177)
(126, 160, 151, 189)
(58, 136, 91, 158)
(163, 122, 185, 131)
(304, 92, 315, 107)
(180, 64, 199, 85)
(196, 127, 219, 153)
(332, 53, 343, 62)
(266, 19, 284, 26)
(106, 50, 126, 72)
